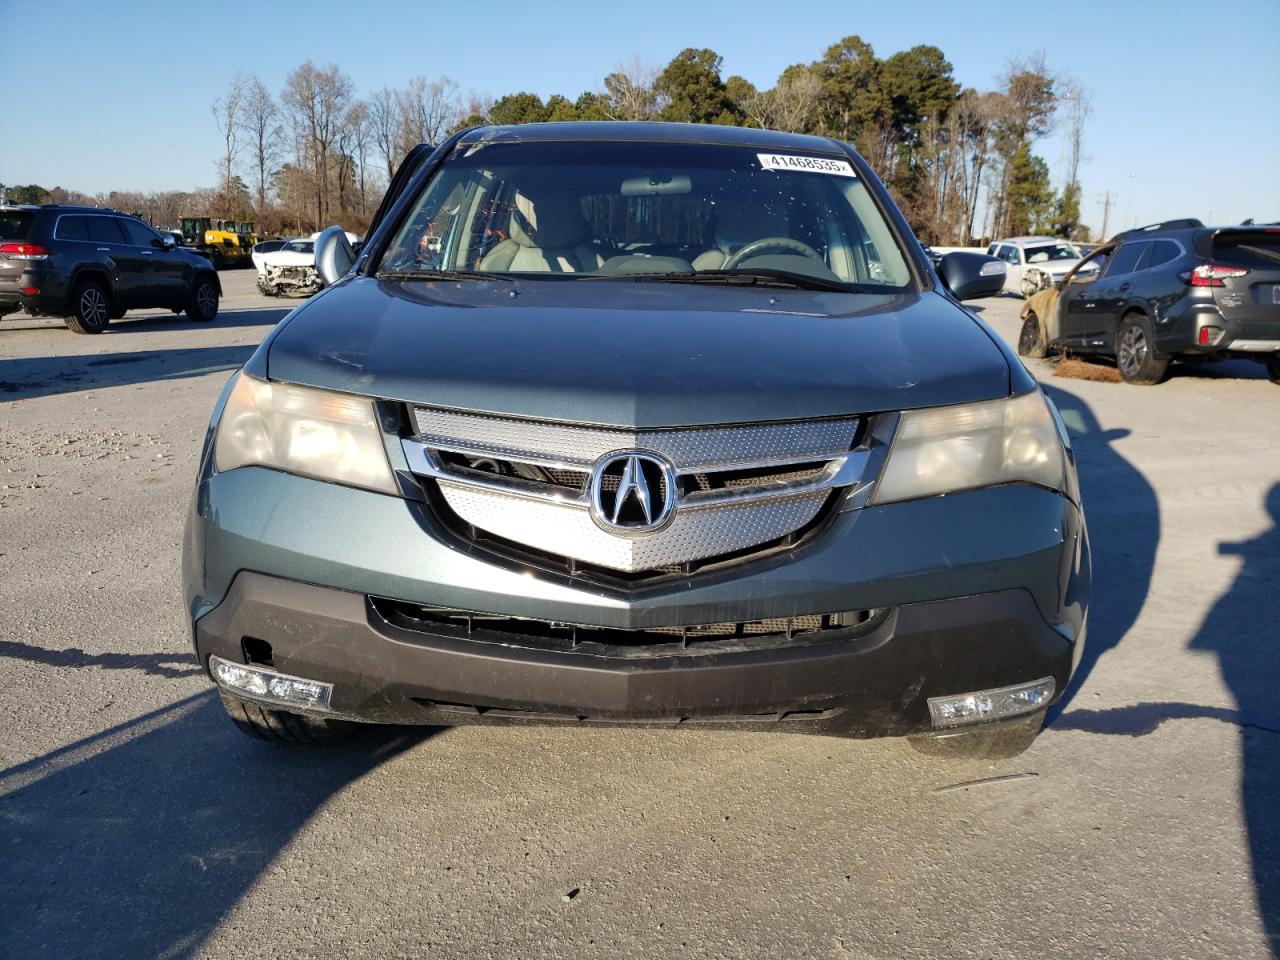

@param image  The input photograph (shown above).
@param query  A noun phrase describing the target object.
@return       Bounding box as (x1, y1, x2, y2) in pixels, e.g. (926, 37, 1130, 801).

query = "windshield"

(379, 140, 912, 289)
(283, 241, 314, 254)
(1024, 243, 1079, 264)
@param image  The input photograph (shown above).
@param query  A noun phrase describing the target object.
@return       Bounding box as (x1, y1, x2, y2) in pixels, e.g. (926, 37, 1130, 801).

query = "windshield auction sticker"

(756, 153, 856, 177)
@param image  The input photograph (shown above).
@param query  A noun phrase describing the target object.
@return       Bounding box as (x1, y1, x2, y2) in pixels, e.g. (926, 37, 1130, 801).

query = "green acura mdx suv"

(183, 122, 1089, 759)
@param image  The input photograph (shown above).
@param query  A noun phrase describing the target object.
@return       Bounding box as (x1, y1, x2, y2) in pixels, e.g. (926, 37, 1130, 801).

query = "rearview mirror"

(938, 251, 1006, 301)
(315, 225, 356, 287)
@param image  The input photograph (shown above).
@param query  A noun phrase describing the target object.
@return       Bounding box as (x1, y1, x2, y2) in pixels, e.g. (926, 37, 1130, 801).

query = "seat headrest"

(714, 203, 790, 253)
(510, 191, 590, 248)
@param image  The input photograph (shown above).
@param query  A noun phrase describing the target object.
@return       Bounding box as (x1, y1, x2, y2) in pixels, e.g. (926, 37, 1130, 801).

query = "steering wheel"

(722, 236, 823, 270)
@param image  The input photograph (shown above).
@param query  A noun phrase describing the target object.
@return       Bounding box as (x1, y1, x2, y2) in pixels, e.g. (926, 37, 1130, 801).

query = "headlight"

(871, 389, 1065, 505)
(213, 372, 397, 494)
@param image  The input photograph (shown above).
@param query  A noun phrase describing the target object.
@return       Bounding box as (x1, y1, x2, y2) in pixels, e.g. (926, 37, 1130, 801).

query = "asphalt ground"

(1, 270, 1277, 959)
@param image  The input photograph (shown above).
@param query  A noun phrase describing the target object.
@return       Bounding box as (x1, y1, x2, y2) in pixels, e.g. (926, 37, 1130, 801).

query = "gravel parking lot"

(2, 269, 1277, 959)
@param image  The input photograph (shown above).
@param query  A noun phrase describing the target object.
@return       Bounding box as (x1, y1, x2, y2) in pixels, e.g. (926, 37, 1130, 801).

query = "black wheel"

(185, 275, 219, 322)
(908, 710, 1045, 760)
(1114, 313, 1168, 384)
(1265, 354, 1280, 384)
(1017, 312, 1049, 359)
(217, 690, 357, 744)
(64, 279, 112, 334)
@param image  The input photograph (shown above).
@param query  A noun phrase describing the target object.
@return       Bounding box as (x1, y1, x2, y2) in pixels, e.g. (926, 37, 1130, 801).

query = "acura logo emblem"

(589, 451, 677, 534)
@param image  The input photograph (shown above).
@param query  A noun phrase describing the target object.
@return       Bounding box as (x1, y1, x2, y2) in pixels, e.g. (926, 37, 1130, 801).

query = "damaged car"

(1017, 219, 1280, 384)
(255, 238, 321, 298)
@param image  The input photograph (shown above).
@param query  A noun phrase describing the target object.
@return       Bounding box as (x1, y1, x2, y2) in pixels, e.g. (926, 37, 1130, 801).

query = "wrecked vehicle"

(184, 121, 1086, 759)
(988, 236, 1085, 297)
(255, 238, 321, 298)
(1017, 219, 1280, 384)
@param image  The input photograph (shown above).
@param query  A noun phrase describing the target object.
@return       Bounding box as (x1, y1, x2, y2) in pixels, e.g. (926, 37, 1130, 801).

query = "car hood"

(264, 277, 1012, 427)
(260, 251, 315, 267)
(1034, 259, 1082, 274)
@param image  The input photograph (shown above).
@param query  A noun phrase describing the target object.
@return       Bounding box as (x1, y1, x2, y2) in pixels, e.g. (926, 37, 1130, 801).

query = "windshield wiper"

(629, 270, 861, 293)
(376, 269, 513, 282)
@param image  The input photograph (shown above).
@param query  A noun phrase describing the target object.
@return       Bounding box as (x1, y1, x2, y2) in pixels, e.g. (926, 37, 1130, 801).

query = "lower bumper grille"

(371, 596, 883, 659)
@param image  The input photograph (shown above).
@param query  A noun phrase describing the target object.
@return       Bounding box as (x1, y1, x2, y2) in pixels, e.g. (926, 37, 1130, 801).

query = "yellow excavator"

(179, 216, 251, 268)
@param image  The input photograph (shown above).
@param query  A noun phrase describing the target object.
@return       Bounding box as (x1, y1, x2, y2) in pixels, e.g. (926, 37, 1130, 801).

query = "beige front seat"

(479, 190, 602, 273)
(692, 203, 791, 270)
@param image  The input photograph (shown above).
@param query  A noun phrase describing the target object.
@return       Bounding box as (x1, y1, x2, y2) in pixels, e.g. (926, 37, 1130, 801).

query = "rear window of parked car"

(55, 215, 89, 241)
(86, 216, 126, 243)
(0, 211, 34, 240)
(1104, 241, 1148, 277)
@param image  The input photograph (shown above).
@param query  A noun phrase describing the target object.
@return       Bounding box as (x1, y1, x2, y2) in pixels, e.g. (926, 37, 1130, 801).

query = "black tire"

(1265, 354, 1280, 384)
(64, 279, 112, 334)
(1017, 312, 1049, 359)
(1114, 313, 1169, 384)
(908, 710, 1045, 760)
(217, 690, 357, 744)
(185, 275, 219, 322)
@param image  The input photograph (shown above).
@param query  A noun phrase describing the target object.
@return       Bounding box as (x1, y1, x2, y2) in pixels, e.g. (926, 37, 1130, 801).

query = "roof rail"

(1110, 218, 1204, 241)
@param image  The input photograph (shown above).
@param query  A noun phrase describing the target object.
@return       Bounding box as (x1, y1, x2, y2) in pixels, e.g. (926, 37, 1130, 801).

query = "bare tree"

(757, 70, 824, 133)
(238, 73, 282, 216)
(212, 72, 248, 216)
(368, 87, 400, 180)
(280, 61, 354, 227)
(1058, 80, 1090, 191)
(602, 57, 662, 120)
(396, 76, 459, 153)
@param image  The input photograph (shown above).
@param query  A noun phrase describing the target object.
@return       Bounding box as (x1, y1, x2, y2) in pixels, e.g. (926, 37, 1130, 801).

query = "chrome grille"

(403, 408, 866, 573)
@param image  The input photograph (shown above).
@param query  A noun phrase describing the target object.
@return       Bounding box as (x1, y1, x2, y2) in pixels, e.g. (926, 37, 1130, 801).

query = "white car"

(987, 236, 1086, 297)
(255, 238, 320, 298)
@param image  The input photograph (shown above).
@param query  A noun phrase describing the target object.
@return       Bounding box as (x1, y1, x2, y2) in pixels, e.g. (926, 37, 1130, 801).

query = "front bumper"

(196, 571, 1075, 737)
(185, 467, 1089, 738)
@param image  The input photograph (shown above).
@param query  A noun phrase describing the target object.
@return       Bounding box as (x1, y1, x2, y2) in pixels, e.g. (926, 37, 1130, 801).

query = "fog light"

(928, 677, 1055, 729)
(209, 655, 333, 710)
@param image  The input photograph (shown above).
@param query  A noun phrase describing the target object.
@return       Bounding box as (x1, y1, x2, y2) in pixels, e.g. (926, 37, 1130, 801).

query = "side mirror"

(938, 251, 1007, 301)
(159, 234, 176, 249)
(315, 225, 356, 287)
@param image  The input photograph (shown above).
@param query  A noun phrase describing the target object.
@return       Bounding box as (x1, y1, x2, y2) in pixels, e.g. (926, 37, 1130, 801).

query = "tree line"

(3, 38, 1090, 243)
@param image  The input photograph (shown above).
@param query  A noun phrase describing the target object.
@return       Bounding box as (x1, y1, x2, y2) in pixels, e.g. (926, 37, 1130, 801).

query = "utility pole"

(1098, 190, 1116, 240)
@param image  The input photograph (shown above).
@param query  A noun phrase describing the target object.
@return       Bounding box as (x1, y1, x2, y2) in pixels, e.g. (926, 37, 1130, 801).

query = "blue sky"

(5, 0, 1278, 233)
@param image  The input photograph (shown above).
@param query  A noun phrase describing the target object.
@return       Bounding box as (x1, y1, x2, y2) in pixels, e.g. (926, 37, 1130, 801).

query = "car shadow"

(0, 692, 440, 960)
(0, 345, 255, 401)
(1052, 484, 1280, 956)
(1041, 383, 1160, 718)
(0, 306, 288, 336)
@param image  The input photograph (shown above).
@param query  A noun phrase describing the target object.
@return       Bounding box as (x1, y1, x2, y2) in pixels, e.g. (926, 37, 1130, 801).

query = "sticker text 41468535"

(756, 153, 857, 177)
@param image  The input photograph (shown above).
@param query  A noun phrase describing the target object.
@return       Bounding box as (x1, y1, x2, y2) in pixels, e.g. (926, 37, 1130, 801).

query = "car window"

(986, 243, 997, 256)
(0, 211, 35, 240)
(282, 241, 314, 254)
(55, 215, 89, 241)
(118, 218, 158, 247)
(1067, 246, 1111, 283)
(1143, 239, 1181, 270)
(86, 216, 126, 243)
(1001, 246, 1022, 265)
(380, 139, 912, 288)
(1102, 241, 1148, 278)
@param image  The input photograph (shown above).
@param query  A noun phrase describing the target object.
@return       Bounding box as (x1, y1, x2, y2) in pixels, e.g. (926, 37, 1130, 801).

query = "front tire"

(1017, 312, 1049, 359)
(64, 279, 112, 334)
(218, 690, 357, 744)
(908, 710, 1045, 760)
(185, 275, 219, 322)
(1115, 313, 1168, 384)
